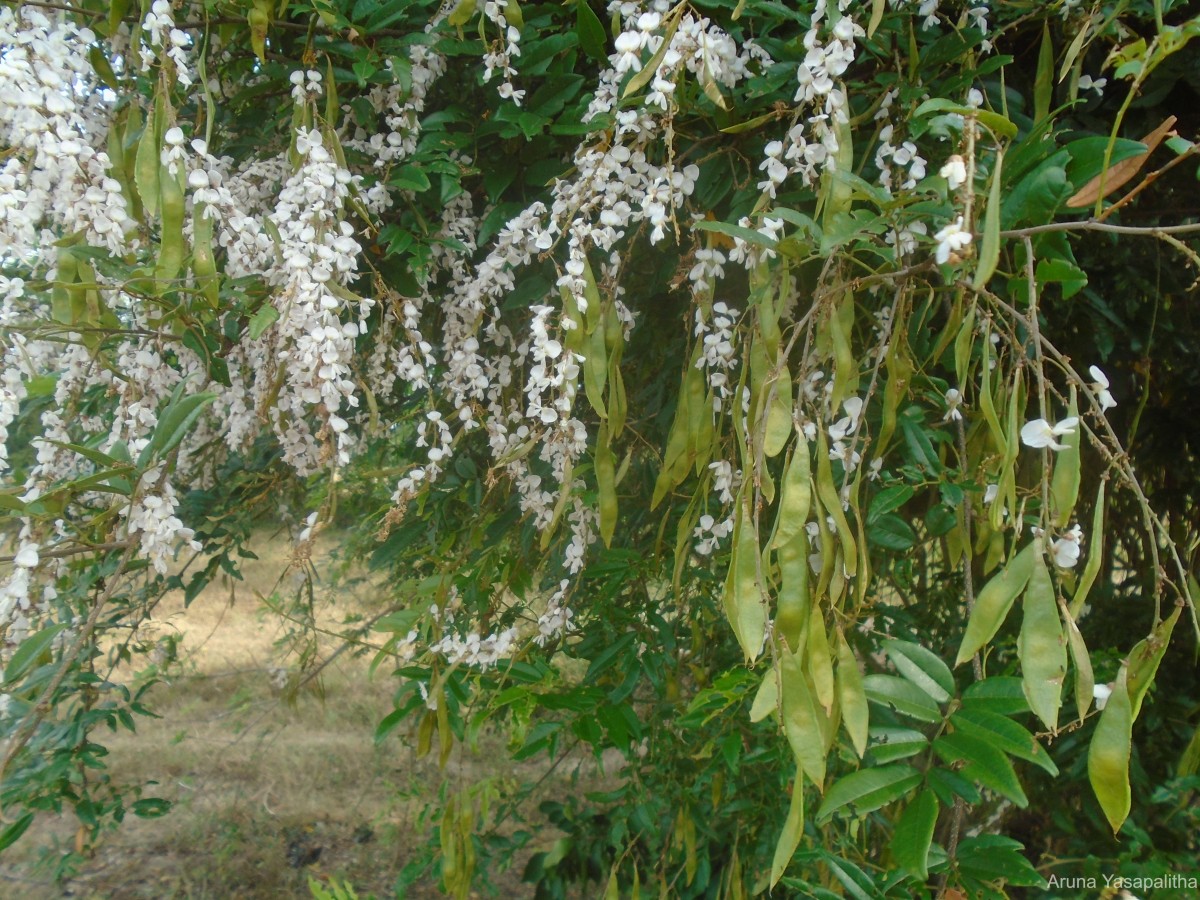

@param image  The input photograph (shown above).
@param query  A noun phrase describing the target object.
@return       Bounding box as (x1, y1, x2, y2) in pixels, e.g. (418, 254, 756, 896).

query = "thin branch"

(1000, 219, 1200, 238)
(0, 541, 131, 565)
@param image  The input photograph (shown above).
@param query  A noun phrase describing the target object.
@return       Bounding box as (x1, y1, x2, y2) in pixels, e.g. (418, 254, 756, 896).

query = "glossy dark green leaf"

(865, 727, 929, 764)
(864, 674, 943, 723)
(816, 764, 922, 824)
(883, 639, 954, 703)
(951, 708, 1058, 775)
(5, 623, 68, 686)
(961, 676, 1030, 715)
(890, 789, 939, 880)
(934, 729, 1028, 807)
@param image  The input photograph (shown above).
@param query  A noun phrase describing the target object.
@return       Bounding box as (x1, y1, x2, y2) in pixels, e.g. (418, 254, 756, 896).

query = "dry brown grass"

(0, 531, 536, 899)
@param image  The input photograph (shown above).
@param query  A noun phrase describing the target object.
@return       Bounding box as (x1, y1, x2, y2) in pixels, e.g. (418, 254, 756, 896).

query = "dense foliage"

(1, 0, 1199, 896)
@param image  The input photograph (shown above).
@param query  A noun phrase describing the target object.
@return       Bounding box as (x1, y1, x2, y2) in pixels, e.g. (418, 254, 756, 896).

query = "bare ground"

(0, 531, 539, 899)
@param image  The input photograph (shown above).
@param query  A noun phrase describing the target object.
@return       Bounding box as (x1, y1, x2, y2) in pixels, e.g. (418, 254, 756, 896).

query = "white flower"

(943, 387, 963, 422)
(940, 155, 967, 191)
(983, 483, 999, 505)
(1020, 416, 1079, 451)
(1088, 365, 1116, 412)
(1078, 74, 1107, 96)
(13, 544, 38, 568)
(1051, 524, 1083, 568)
(1093, 682, 1113, 710)
(933, 216, 972, 264)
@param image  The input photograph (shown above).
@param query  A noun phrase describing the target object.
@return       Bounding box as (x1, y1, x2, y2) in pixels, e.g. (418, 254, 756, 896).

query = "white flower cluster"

(384, 9, 767, 577)
(524, 304, 582, 426)
(896, 0, 941, 30)
(694, 301, 739, 411)
(265, 125, 367, 473)
(933, 215, 972, 264)
(875, 127, 928, 193)
(534, 579, 576, 645)
(0, 7, 130, 262)
(416, 410, 453, 479)
(428, 596, 520, 670)
(122, 467, 202, 575)
(482, 0, 524, 104)
(750, 2, 860, 208)
(828, 396, 864, 473)
(0, 536, 47, 646)
(141, 0, 194, 88)
(347, 41, 446, 167)
(1089, 365, 1116, 412)
(0, 329, 30, 473)
(289, 68, 323, 104)
(1051, 524, 1083, 568)
(693, 513, 733, 556)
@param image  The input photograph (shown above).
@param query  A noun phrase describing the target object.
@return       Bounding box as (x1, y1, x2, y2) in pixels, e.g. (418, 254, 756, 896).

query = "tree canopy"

(1, 0, 1199, 896)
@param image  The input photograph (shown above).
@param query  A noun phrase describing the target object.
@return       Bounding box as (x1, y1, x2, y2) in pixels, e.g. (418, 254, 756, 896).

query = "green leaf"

(693, 218, 778, 249)
(596, 422, 617, 547)
(131, 798, 171, 818)
(574, 0, 607, 61)
(934, 729, 1028, 807)
(0, 814, 34, 852)
(821, 853, 884, 900)
(1001, 153, 1070, 229)
(913, 98, 1018, 139)
(391, 165, 432, 192)
(1035, 257, 1088, 299)
(928, 767, 981, 806)
(956, 835, 1047, 887)
(863, 674, 943, 723)
(145, 385, 218, 465)
(1034, 21, 1054, 123)
(4, 623, 68, 685)
(951, 708, 1058, 775)
(883, 640, 954, 703)
(815, 764, 922, 824)
(867, 485, 912, 523)
(891, 789, 939, 880)
(865, 727, 929, 764)
(1063, 137, 1149, 187)
(961, 676, 1030, 715)
(248, 304, 280, 340)
(867, 514, 916, 552)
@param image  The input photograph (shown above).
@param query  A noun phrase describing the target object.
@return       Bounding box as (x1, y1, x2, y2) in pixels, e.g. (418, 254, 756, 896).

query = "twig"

(0, 540, 131, 565)
(999, 219, 1200, 238)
